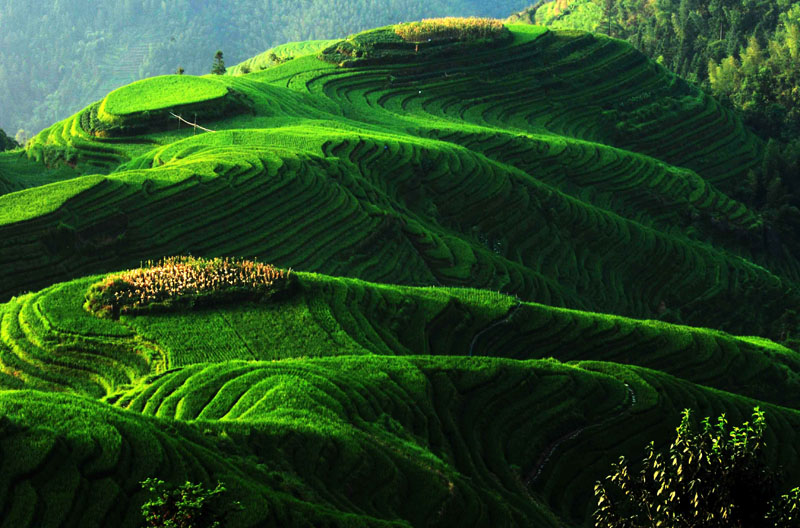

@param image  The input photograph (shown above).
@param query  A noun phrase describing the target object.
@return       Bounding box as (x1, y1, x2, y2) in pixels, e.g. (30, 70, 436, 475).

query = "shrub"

(85, 256, 294, 318)
(141, 478, 240, 528)
(394, 17, 506, 43)
(594, 407, 800, 527)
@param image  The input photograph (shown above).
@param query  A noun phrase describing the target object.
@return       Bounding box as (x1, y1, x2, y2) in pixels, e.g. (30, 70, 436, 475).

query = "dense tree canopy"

(707, 5, 800, 142)
(0, 0, 531, 135)
(0, 128, 19, 151)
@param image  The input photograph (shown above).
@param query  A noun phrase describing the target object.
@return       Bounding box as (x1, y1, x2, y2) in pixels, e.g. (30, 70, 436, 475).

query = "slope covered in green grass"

(0, 151, 79, 196)
(5, 24, 792, 342)
(1, 0, 534, 136)
(228, 40, 341, 76)
(2, 19, 800, 527)
(99, 76, 230, 118)
(1, 271, 800, 527)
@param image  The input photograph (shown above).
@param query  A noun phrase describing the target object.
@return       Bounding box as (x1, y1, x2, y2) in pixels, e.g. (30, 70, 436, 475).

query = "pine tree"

(211, 50, 226, 75)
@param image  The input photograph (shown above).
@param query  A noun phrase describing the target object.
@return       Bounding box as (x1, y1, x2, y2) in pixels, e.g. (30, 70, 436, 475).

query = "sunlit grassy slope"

(227, 39, 340, 75)
(99, 75, 230, 117)
(2, 22, 800, 527)
(2, 272, 800, 527)
(6, 25, 788, 340)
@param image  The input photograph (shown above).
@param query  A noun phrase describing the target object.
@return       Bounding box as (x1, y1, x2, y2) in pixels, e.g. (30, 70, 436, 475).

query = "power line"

(169, 112, 216, 133)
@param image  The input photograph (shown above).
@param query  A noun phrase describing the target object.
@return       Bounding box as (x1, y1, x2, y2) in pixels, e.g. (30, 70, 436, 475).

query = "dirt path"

(468, 301, 522, 356)
(525, 382, 637, 485)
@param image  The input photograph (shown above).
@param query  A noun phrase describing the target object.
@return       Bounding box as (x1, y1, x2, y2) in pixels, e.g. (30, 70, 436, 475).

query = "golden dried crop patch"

(394, 17, 506, 43)
(85, 256, 293, 318)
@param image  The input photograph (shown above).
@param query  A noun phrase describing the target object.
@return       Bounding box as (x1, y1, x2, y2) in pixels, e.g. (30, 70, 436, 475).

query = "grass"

(0, 174, 105, 225)
(228, 40, 340, 75)
(0, 151, 80, 196)
(0, 19, 796, 528)
(99, 75, 229, 117)
(1, 271, 800, 526)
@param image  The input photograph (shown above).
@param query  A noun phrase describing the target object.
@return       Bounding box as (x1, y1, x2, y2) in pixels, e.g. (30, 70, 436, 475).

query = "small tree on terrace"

(141, 478, 241, 527)
(594, 407, 800, 527)
(211, 50, 226, 75)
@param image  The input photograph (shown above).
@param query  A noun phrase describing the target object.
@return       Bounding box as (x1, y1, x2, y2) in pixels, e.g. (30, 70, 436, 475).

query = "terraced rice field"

(2, 22, 800, 527)
(2, 273, 800, 527)
(228, 39, 339, 75)
(99, 75, 230, 117)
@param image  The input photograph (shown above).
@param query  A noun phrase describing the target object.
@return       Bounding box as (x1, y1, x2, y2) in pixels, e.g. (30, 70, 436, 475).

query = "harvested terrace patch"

(394, 17, 508, 42)
(320, 17, 512, 67)
(85, 256, 295, 318)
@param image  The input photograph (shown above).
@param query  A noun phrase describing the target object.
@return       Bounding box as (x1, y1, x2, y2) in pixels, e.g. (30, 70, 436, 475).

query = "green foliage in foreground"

(0, 271, 800, 526)
(3, 271, 799, 410)
(141, 478, 239, 528)
(595, 408, 800, 527)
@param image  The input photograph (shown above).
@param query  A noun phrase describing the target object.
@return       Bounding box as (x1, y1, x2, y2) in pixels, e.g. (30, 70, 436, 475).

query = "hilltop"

(1, 19, 800, 527)
(0, 0, 533, 136)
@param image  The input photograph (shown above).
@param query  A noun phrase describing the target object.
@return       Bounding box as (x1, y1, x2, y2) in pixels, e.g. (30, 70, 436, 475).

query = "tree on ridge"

(211, 50, 226, 75)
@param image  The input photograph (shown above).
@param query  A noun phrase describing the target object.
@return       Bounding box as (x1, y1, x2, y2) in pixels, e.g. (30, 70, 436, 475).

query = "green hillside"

(2, 19, 800, 526)
(6, 25, 792, 340)
(510, 1, 800, 144)
(0, 0, 534, 137)
(2, 271, 800, 527)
